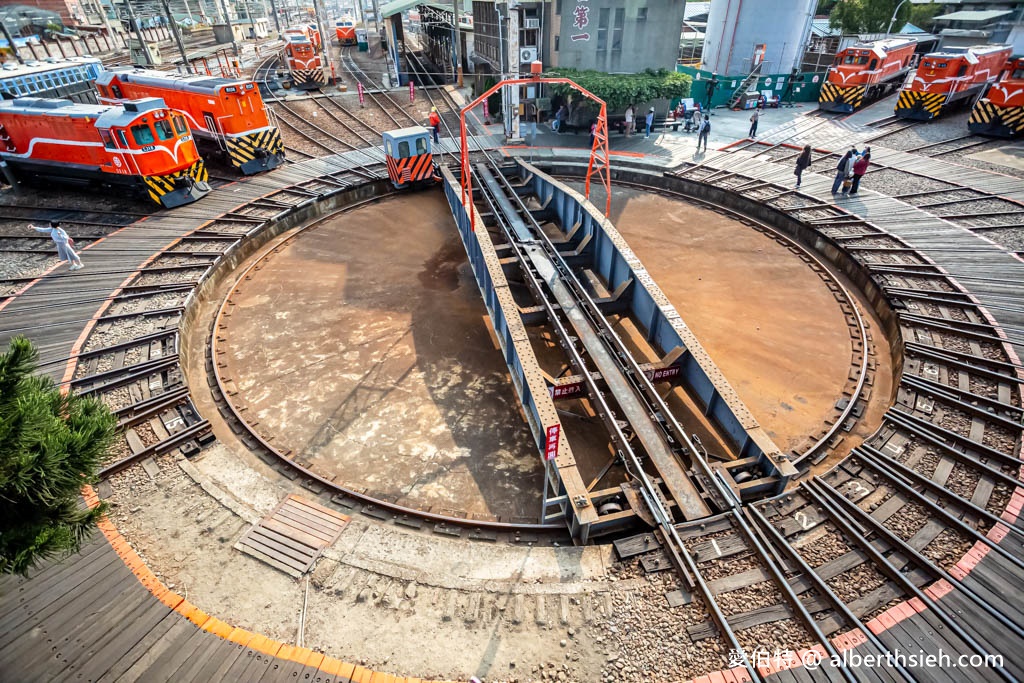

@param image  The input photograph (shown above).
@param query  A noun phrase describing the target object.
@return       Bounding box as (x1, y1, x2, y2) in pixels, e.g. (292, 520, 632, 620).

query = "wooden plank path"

(0, 534, 372, 682)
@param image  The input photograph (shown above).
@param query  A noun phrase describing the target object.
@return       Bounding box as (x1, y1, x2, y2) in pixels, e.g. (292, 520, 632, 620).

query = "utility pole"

(161, 0, 194, 73)
(451, 0, 462, 87)
(124, 0, 155, 65)
(313, 0, 330, 80)
(218, 0, 239, 55)
(506, 1, 520, 141)
(267, 0, 281, 35)
(0, 19, 24, 65)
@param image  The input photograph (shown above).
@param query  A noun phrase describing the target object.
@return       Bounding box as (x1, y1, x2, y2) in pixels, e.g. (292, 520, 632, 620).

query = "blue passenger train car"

(0, 56, 104, 104)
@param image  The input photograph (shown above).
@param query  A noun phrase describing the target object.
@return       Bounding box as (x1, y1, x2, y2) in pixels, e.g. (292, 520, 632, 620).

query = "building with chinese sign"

(471, 0, 686, 77)
(548, 0, 686, 72)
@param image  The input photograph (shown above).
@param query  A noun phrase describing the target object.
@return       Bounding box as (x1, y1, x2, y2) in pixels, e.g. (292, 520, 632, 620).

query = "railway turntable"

(2, 81, 1024, 683)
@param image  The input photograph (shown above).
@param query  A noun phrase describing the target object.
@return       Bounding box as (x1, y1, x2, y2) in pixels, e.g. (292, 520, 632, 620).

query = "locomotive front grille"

(969, 100, 1024, 136)
(819, 83, 866, 111)
(143, 159, 209, 205)
(895, 90, 946, 119)
(227, 129, 286, 173)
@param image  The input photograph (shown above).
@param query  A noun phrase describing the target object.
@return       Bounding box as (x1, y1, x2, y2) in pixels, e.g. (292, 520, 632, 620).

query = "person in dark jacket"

(794, 145, 812, 189)
(697, 115, 710, 152)
(849, 148, 871, 195)
(831, 146, 857, 194)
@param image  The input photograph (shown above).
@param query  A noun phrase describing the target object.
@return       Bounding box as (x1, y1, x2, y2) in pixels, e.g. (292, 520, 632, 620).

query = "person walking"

(749, 108, 760, 138)
(697, 115, 711, 152)
(553, 104, 567, 133)
(831, 146, 857, 194)
(31, 220, 82, 270)
(794, 145, 812, 188)
(644, 107, 655, 139)
(624, 104, 634, 137)
(428, 107, 441, 144)
(849, 147, 871, 195)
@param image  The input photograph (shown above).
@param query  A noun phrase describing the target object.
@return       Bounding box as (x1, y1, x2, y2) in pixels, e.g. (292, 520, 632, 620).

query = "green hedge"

(545, 68, 692, 112)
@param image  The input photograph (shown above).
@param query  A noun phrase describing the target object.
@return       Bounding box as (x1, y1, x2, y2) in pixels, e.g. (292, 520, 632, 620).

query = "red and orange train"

(335, 17, 357, 46)
(969, 54, 1024, 138)
(819, 38, 918, 113)
(895, 45, 1012, 120)
(284, 26, 326, 90)
(96, 68, 285, 174)
(0, 96, 209, 207)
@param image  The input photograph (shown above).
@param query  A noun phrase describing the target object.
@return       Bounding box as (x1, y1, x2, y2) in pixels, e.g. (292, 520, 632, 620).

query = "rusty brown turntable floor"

(216, 189, 892, 519)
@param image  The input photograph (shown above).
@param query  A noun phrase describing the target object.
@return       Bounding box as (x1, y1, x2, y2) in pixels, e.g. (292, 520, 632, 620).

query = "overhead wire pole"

(267, 0, 281, 36)
(124, 0, 155, 66)
(451, 0, 462, 87)
(218, 0, 240, 56)
(161, 0, 195, 73)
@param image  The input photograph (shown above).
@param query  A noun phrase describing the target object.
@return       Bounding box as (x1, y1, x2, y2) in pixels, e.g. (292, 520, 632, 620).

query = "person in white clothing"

(31, 221, 83, 270)
(624, 105, 635, 137)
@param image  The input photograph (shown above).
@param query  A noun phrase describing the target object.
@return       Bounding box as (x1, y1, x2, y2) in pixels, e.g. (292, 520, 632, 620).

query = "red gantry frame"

(460, 72, 612, 225)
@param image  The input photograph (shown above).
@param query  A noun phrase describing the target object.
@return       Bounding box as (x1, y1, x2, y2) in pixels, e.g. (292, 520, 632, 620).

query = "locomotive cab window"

(172, 115, 187, 135)
(100, 129, 115, 149)
(416, 137, 427, 154)
(116, 129, 129, 148)
(131, 123, 155, 146)
(112, 85, 122, 98)
(957, 65, 968, 77)
(398, 140, 410, 158)
(1013, 67, 1024, 79)
(869, 59, 877, 70)
(154, 119, 174, 141)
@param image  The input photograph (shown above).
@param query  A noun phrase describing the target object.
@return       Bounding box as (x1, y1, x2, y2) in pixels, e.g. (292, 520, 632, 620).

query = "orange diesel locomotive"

(284, 33, 326, 90)
(819, 38, 917, 113)
(969, 55, 1024, 138)
(896, 45, 1012, 120)
(96, 68, 285, 174)
(0, 97, 209, 207)
(336, 17, 356, 46)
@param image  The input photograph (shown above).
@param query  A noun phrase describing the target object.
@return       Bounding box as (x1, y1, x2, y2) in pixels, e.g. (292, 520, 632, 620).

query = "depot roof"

(380, 0, 450, 18)
(935, 9, 1014, 22)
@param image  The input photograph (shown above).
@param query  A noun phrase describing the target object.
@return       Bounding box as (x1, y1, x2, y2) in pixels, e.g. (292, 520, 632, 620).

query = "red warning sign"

(544, 425, 560, 461)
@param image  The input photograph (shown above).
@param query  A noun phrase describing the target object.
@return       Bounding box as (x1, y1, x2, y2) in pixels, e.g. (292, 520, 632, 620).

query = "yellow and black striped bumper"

(895, 90, 946, 120)
(968, 100, 1024, 138)
(227, 129, 286, 174)
(144, 159, 211, 208)
(819, 83, 865, 113)
(292, 69, 326, 90)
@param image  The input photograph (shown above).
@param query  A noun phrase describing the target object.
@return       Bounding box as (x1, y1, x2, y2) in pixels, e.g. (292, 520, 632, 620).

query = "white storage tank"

(702, 0, 817, 76)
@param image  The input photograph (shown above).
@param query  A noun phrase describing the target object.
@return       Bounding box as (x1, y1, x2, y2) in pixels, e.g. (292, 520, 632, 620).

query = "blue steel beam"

(518, 161, 795, 493)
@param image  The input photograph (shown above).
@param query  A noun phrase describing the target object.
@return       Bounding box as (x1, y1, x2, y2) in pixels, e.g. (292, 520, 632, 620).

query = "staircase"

(726, 63, 763, 109)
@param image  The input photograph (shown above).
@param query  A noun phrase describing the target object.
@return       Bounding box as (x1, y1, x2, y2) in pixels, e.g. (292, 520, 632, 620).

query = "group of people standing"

(793, 145, 871, 195)
(623, 105, 657, 139)
(831, 146, 872, 196)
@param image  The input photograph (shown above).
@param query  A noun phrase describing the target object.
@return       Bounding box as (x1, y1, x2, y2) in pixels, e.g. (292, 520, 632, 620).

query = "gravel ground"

(793, 527, 850, 568)
(862, 167, 957, 195)
(922, 528, 975, 571)
(869, 114, 974, 151)
(826, 562, 888, 605)
(718, 582, 781, 616)
(734, 619, 816, 660)
(105, 292, 188, 317)
(946, 461, 981, 500)
(83, 313, 180, 352)
(0, 251, 55, 280)
(985, 481, 1015, 520)
(152, 254, 218, 268)
(131, 420, 160, 449)
(168, 240, 233, 254)
(981, 421, 1018, 453)
(598, 562, 727, 682)
(131, 267, 209, 287)
(885, 501, 930, 542)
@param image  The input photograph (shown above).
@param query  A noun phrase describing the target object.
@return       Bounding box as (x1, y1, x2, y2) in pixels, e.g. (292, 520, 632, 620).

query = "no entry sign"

(545, 425, 560, 461)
